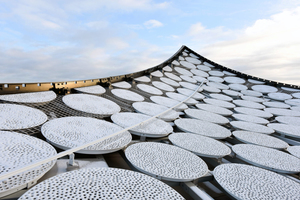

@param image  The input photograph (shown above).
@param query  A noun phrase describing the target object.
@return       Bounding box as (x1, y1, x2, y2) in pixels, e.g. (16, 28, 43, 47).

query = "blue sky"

(1, 0, 300, 85)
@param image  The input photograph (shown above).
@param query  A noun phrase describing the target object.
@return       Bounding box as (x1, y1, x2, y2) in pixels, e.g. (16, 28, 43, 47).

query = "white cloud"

(144, 19, 163, 29)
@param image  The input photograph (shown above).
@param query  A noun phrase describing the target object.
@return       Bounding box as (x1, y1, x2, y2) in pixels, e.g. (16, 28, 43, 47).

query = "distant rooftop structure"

(1, 45, 300, 199)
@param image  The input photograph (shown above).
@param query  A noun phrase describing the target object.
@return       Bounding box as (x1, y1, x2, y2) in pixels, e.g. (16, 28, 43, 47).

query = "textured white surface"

(204, 98, 235, 108)
(0, 91, 56, 103)
(285, 99, 300, 106)
(264, 107, 300, 116)
(125, 142, 208, 181)
(248, 79, 265, 84)
(152, 81, 175, 92)
(241, 95, 264, 103)
(132, 102, 179, 121)
(287, 146, 300, 158)
(223, 71, 236, 76)
(203, 62, 215, 67)
(233, 131, 288, 149)
(192, 76, 207, 83)
(234, 107, 273, 118)
(74, 85, 106, 94)
(63, 94, 121, 116)
(174, 67, 193, 76)
(42, 116, 131, 154)
(150, 70, 163, 77)
(111, 112, 173, 137)
(268, 123, 300, 138)
(230, 121, 274, 134)
(222, 89, 241, 97)
(224, 77, 245, 84)
(232, 114, 269, 125)
(163, 66, 172, 72)
(160, 77, 180, 87)
(228, 84, 247, 91)
(0, 131, 56, 196)
(134, 76, 151, 82)
(214, 163, 300, 200)
(252, 85, 278, 94)
(111, 89, 144, 102)
(137, 84, 163, 95)
(0, 104, 47, 130)
(179, 61, 196, 69)
(263, 101, 290, 108)
(185, 57, 201, 64)
(177, 88, 205, 100)
(169, 132, 231, 158)
(281, 87, 300, 92)
(150, 96, 188, 111)
(166, 92, 198, 105)
(292, 92, 300, 98)
(111, 81, 131, 89)
(241, 89, 263, 97)
(207, 76, 224, 83)
(232, 100, 265, 109)
(275, 116, 300, 126)
(197, 65, 211, 71)
(19, 168, 184, 200)
(196, 103, 233, 116)
(207, 82, 229, 90)
(185, 108, 229, 124)
(202, 85, 221, 93)
(208, 71, 224, 77)
(268, 92, 292, 101)
(232, 144, 300, 173)
(210, 93, 233, 101)
(180, 75, 197, 83)
(179, 81, 199, 91)
(190, 69, 209, 77)
(164, 72, 182, 81)
(175, 118, 231, 139)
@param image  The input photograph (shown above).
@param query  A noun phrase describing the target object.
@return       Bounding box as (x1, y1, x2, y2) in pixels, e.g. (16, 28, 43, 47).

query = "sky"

(1, 0, 300, 85)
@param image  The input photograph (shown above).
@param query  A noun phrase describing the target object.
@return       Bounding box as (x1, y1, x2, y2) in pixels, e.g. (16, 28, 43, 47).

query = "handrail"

(0, 80, 207, 181)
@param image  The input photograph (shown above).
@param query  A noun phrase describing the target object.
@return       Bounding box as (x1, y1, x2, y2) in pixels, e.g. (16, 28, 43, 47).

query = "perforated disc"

(285, 99, 300, 106)
(232, 114, 269, 125)
(251, 85, 278, 94)
(263, 101, 291, 108)
(248, 79, 265, 84)
(287, 146, 300, 158)
(214, 163, 300, 200)
(241, 95, 264, 103)
(41, 117, 131, 154)
(163, 66, 172, 72)
(152, 81, 175, 92)
(232, 100, 265, 109)
(224, 77, 245, 84)
(222, 89, 241, 97)
(0, 91, 56, 103)
(160, 77, 180, 87)
(125, 142, 208, 182)
(111, 81, 131, 89)
(179, 61, 196, 69)
(202, 85, 221, 93)
(241, 89, 263, 97)
(172, 60, 180, 65)
(185, 57, 201, 64)
(132, 102, 179, 121)
(193, 76, 207, 82)
(63, 94, 121, 116)
(207, 76, 224, 83)
(210, 93, 233, 101)
(134, 76, 151, 83)
(150, 96, 188, 111)
(111, 112, 173, 137)
(0, 131, 57, 197)
(207, 82, 229, 90)
(74, 85, 106, 94)
(234, 107, 273, 118)
(232, 131, 288, 149)
(223, 71, 236, 76)
(137, 84, 163, 95)
(19, 168, 184, 200)
(204, 98, 235, 109)
(177, 88, 205, 100)
(175, 118, 231, 139)
(169, 132, 231, 158)
(268, 92, 292, 101)
(230, 121, 274, 134)
(268, 123, 300, 138)
(180, 75, 197, 83)
(275, 116, 300, 126)
(0, 104, 48, 130)
(197, 65, 211, 71)
(179, 82, 199, 91)
(174, 67, 193, 76)
(196, 104, 233, 116)
(264, 108, 300, 116)
(164, 72, 182, 81)
(185, 108, 229, 125)
(111, 89, 144, 102)
(282, 87, 300, 92)
(166, 92, 198, 105)
(232, 144, 300, 173)
(190, 69, 209, 77)
(292, 92, 300, 98)
(228, 84, 247, 91)
(150, 70, 163, 77)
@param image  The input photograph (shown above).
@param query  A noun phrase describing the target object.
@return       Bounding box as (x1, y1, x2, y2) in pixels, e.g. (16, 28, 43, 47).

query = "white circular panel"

(285, 99, 300, 106)
(207, 82, 229, 90)
(248, 79, 265, 84)
(233, 131, 288, 149)
(268, 123, 300, 138)
(208, 71, 224, 77)
(166, 92, 198, 105)
(282, 87, 300, 92)
(232, 100, 265, 109)
(228, 84, 247, 91)
(185, 57, 201, 65)
(232, 114, 269, 125)
(230, 121, 274, 134)
(196, 104, 233, 116)
(125, 142, 208, 182)
(63, 94, 121, 116)
(111, 89, 144, 102)
(222, 89, 241, 97)
(134, 76, 151, 83)
(19, 168, 184, 200)
(275, 116, 300, 126)
(197, 65, 211, 71)
(111, 112, 173, 137)
(268, 92, 292, 101)
(180, 75, 197, 83)
(232, 144, 300, 173)
(174, 67, 193, 76)
(214, 164, 300, 200)
(185, 108, 229, 124)
(0, 131, 56, 197)
(202, 85, 221, 93)
(209, 93, 233, 101)
(207, 76, 224, 83)
(42, 117, 131, 154)
(264, 107, 300, 116)
(292, 92, 300, 98)
(204, 98, 235, 108)
(150, 96, 188, 111)
(163, 66, 172, 72)
(241, 89, 263, 97)
(160, 77, 180, 87)
(179, 61, 196, 69)
(223, 71, 236, 76)
(111, 81, 131, 89)
(193, 76, 207, 83)
(137, 84, 163, 95)
(251, 85, 278, 94)
(169, 132, 231, 158)
(164, 72, 182, 81)
(0, 91, 56, 103)
(234, 107, 273, 118)
(263, 101, 290, 108)
(287, 146, 300, 159)
(175, 118, 231, 139)
(241, 95, 264, 103)
(179, 81, 199, 90)
(74, 85, 106, 94)
(152, 81, 175, 92)
(177, 88, 205, 100)
(0, 104, 47, 130)
(190, 69, 209, 77)
(150, 70, 163, 77)
(224, 77, 245, 84)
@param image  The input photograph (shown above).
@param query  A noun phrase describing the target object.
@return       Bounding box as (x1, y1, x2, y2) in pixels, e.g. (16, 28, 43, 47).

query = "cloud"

(144, 20, 163, 29)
